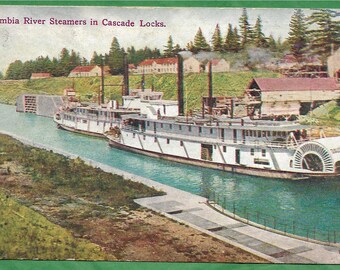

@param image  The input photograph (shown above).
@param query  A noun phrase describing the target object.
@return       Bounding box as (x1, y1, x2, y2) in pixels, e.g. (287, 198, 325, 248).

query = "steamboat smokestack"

(123, 53, 129, 96)
(177, 54, 184, 116)
(208, 61, 213, 115)
(100, 55, 105, 104)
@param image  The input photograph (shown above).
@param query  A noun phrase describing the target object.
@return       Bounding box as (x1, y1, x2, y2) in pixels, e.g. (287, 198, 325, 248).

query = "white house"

(183, 56, 202, 73)
(206, 58, 230, 73)
(136, 58, 178, 74)
(68, 65, 102, 77)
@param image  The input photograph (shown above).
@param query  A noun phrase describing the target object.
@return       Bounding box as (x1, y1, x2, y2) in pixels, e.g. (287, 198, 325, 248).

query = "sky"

(0, 6, 322, 73)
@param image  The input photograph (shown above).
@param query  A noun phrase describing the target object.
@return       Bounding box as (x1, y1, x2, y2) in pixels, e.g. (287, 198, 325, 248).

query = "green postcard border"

(0, 0, 339, 269)
(0, 0, 339, 8)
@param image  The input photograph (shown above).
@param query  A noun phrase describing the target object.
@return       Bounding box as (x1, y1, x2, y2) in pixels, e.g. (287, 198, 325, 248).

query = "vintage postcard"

(0, 4, 339, 269)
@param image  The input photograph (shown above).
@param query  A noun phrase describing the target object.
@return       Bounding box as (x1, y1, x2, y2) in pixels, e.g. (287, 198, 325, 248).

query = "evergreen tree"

(239, 8, 252, 48)
(233, 27, 241, 52)
(173, 44, 182, 55)
(127, 46, 160, 65)
(81, 57, 89, 66)
(5, 60, 24, 79)
(267, 35, 278, 52)
(151, 48, 161, 58)
(211, 24, 223, 52)
(164, 35, 174, 57)
(127, 46, 137, 64)
(193, 27, 211, 51)
(288, 9, 309, 62)
(51, 57, 61, 77)
(186, 41, 195, 52)
(308, 9, 340, 63)
(21, 60, 34, 79)
(224, 24, 240, 52)
(90, 51, 102, 65)
(108, 37, 124, 75)
(59, 48, 71, 76)
(69, 50, 81, 71)
(253, 16, 268, 48)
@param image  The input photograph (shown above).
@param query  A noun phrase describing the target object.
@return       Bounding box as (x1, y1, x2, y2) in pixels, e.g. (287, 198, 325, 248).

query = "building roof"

(70, 65, 99, 73)
(31, 73, 51, 77)
(249, 78, 339, 92)
(210, 59, 225, 66)
(139, 57, 178, 66)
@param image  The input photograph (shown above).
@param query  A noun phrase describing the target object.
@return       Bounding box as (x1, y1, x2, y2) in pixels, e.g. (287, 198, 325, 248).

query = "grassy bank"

(0, 71, 279, 110)
(0, 192, 109, 260)
(0, 134, 267, 263)
(0, 134, 162, 260)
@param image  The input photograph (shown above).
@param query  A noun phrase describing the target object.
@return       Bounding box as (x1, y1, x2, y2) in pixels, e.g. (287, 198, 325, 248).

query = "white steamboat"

(54, 88, 163, 137)
(106, 108, 340, 179)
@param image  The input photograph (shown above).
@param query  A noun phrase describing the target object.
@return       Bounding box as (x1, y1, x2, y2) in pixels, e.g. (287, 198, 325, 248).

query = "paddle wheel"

(293, 142, 334, 172)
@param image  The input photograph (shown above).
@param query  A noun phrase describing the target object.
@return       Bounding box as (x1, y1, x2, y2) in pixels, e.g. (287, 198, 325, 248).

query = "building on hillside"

(245, 77, 340, 118)
(68, 65, 102, 77)
(327, 48, 340, 80)
(183, 56, 202, 73)
(103, 65, 111, 76)
(30, 73, 51, 79)
(278, 54, 327, 78)
(183, 56, 230, 73)
(128, 64, 137, 73)
(205, 58, 230, 73)
(136, 58, 178, 74)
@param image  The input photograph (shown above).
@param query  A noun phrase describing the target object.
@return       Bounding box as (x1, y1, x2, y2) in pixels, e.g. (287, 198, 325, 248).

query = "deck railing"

(121, 125, 302, 149)
(208, 192, 339, 245)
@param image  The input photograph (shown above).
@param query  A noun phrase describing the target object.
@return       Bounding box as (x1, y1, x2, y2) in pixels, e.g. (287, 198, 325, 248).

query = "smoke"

(246, 47, 275, 68)
(178, 50, 218, 62)
(178, 51, 193, 60)
(194, 51, 218, 62)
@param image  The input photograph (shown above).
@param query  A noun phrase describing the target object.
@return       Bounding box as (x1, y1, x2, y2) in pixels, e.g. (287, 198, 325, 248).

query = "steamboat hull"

(108, 138, 338, 180)
(56, 123, 106, 138)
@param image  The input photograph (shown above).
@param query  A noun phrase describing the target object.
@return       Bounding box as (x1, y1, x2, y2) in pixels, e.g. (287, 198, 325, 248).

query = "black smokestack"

(177, 54, 184, 116)
(141, 70, 145, 92)
(100, 55, 105, 104)
(123, 53, 129, 96)
(208, 61, 213, 115)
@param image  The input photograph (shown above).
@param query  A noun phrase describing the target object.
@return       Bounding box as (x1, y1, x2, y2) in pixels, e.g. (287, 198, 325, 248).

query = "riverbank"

(0, 133, 267, 262)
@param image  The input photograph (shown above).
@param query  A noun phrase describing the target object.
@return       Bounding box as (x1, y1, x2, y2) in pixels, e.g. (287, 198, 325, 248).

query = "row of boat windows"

(75, 109, 116, 117)
(146, 121, 287, 137)
(64, 115, 89, 124)
(245, 130, 288, 137)
(133, 133, 267, 157)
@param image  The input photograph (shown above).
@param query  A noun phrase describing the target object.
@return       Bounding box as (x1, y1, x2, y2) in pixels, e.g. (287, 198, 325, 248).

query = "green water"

(0, 104, 339, 242)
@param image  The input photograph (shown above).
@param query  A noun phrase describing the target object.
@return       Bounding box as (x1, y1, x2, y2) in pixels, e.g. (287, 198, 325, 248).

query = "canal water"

(0, 103, 339, 242)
